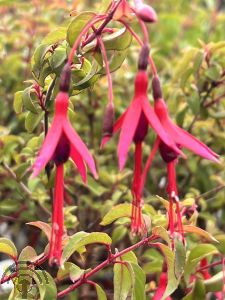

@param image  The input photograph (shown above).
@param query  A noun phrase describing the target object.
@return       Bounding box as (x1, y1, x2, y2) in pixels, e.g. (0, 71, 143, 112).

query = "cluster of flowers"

(31, 0, 219, 266)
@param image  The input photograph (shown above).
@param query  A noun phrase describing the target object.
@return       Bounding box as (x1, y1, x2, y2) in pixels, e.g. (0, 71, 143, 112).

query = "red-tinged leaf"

(183, 225, 218, 242)
(27, 221, 52, 241)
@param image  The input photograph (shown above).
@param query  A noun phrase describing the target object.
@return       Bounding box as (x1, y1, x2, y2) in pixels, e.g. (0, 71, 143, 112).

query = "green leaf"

(174, 238, 186, 279)
(184, 244, 218, 283)
(121, 251, 138, 264)
(0, 238, 17, 258)
(0, 199, 20, 214)
(95, 283, 107, 300)
(14, 91, 23, 114)
(22, 87, 39, 114)
(131, 263, 146, 300)
(84, 28, 132, 52)
(82, 176, 107, 196)
(205, 64, 221, 81)
(100, 203, 131, 226)
(114, 261, 132, 300)
(112, 225, 127, 243)
(57, 262, 84, 282)
(99, 50, 128, 74)
(25, 111, 44, 133)
(187, 90, 200, 114)
(193, 50, 204, 74)
(67, 12, 96, 48)
(42, 27, 67, 45)
(155, 243, 179, 299)
(183, 278, 206, 300)
(152, 226, 171, 246)
(19, 246, 37, 262)
(49, 45, 67, 75)
(62, 232, 112, 263)
(32, 44, 50, 72)
(204, 271, 223, 292)
(32, 270, 57, 300)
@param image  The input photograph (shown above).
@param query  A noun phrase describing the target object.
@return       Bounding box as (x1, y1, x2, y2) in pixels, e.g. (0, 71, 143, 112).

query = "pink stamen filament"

(131, 142, 143, 233)
(97, 36, 114, 106)
(167, 161, 185, 247)
(139, 137, 160, 196)
(49, 164, 64, 265)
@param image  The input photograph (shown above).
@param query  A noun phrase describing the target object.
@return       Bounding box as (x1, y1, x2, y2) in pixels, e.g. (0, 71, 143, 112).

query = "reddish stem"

(57, 235, 157, 298)
(131, 142, 143, 233)
(196, 259, 223, 273)
(0, 254, 48, 285)
(97, 36, 114, 105)
(119, 20, 157, 75)
(68, 15, 105, 65)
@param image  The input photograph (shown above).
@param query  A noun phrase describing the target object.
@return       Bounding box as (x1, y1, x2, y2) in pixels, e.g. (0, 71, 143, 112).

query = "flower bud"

(152, 76, 162, 100)
(102, 103, 115, 138)
(60, 63, 71, 92)
(138, 44, 150, 71)
(134, 1, 158, 23)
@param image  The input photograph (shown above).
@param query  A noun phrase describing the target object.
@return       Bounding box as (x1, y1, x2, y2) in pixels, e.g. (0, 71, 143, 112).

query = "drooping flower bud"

(102, 103, 115, 139)
(134, 0, 158, 23)
(59, 63, 71, 92)
(138, 44, 150, 71)
(152, 75, 163, 100)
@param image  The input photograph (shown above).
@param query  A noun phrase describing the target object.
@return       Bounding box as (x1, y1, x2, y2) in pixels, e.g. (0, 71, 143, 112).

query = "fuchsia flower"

(101, 45, 183, 234)
(150, 75, 219, 244)
(102, 71, 183, 170)
(32, 64, 97, 265)
(152, 76, 219, 163)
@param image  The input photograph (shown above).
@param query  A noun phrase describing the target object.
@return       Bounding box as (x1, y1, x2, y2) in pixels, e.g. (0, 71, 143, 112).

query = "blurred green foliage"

(0, 0, 225, 299)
